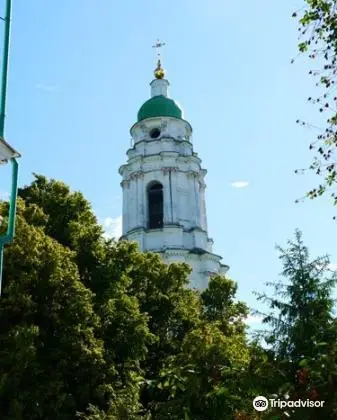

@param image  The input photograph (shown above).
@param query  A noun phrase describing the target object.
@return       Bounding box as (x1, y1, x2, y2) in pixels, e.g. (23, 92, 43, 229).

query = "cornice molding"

(122, 167, 205, 183)
(161, 166, 178, 174)
(129, 171, 144, 180)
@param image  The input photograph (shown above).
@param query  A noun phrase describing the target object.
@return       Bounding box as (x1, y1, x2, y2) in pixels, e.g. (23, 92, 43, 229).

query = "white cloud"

(315, 262, 337, 272)
(0, 191, 10, 201)
(231, 181, 249, 188)
(327, 263, 337, 271)
(102, 215, 122, 239)
(35, 83, 58, 92)
(245, 314, 263, 324)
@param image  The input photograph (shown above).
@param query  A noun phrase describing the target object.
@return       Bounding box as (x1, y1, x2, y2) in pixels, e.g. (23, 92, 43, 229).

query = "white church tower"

(119, 48, 229, 289)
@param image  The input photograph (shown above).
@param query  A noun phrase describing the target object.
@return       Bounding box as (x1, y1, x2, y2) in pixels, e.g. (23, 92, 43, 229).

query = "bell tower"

(119, 43, 229, 289)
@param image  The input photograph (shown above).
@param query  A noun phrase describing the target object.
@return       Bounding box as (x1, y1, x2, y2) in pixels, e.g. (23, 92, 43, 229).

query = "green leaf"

(298, 42, 308, 52)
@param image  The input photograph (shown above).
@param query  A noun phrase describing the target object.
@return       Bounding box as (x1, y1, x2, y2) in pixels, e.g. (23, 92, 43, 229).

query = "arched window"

(148, 182, 163, 229)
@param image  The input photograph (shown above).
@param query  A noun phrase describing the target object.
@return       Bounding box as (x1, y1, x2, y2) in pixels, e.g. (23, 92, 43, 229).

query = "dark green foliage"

(0, 199, 112, 420)
(1, 175, 259, 419)
(254, 230, 337, 419)
(0, 176, 336, 419)
(18, 174, 105, 288)
(147, 276, 251, 420)
(293, 1, 337, 208)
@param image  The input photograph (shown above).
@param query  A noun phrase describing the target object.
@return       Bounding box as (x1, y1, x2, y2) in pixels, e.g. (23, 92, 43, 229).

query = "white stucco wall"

(119, 114, 228, 289)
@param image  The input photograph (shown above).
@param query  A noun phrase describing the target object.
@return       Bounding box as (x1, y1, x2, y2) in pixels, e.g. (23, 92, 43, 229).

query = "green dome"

(137, 95, 183, 122)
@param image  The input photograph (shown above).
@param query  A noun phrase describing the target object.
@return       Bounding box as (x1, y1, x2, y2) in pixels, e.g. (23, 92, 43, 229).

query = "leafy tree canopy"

(2, 175, 336, 419)
(293, 1, 337, 210)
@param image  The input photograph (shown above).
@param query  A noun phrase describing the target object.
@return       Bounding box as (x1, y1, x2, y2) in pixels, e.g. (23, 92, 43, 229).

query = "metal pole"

(0, 246, 4, 295)
(0, 157, 18, 295)
(0, 0, 17, 295)
(0, 0, 11, 137)
(5, 157, 18, 240)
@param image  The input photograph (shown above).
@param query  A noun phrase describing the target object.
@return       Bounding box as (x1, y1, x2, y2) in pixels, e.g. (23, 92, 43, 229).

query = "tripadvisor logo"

(253, 396, 268, 411)
(253, 396, 325, 411)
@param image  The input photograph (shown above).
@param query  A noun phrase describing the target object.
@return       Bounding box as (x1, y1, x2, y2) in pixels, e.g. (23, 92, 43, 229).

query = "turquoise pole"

(0, 157, 18, 294)
(0, 0, 11, 137)
(1, 157, 18, 243)
(0, 0, 19, 296)
(4, 158, 18, 241)
(0, 247, 3, 294)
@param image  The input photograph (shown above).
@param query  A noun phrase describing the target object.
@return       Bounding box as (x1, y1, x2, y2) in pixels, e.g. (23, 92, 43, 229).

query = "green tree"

(18, 174, 105, 288)
(11, 176, 205, 418)
(201, 275, 249, 334)
(126, 251, 202, 414)
(2, 174, 278, 419)
(80, 240, 202, 419)
(254, 230, 337, 419)
(16, 176, 159, 417)
(292, 1, 337, 208)
(0, 199, 114, 419)
(150, 276, 254, 420)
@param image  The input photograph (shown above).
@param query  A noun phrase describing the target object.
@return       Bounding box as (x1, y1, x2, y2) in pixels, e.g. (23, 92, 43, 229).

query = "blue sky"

(0, 0, 336, 326)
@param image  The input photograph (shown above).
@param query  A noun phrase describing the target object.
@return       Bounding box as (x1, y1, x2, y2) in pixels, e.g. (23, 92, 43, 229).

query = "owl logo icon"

(253, 396, 269, 411)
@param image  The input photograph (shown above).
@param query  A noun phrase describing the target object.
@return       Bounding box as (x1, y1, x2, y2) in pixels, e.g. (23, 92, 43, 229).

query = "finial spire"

(152, 39, 166, 79)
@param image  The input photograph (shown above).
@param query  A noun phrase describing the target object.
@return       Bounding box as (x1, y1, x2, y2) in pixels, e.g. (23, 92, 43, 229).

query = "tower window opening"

(149, 128, 161, 139)
(148, 182, 163, 229)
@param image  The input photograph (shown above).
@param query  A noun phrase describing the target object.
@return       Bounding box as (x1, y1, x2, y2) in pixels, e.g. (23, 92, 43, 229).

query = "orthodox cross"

(152, 39, 166, 60)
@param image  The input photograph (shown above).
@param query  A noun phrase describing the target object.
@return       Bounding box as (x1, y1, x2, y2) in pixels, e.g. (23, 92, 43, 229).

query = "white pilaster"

(122, 180, 129, 235)
(137, 174, 145, 228)
(199, 182, 207, 231)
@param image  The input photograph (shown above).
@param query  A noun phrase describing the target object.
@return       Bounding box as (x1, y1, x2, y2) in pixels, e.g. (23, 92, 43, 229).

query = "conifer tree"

(254, 230, 337, 419)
